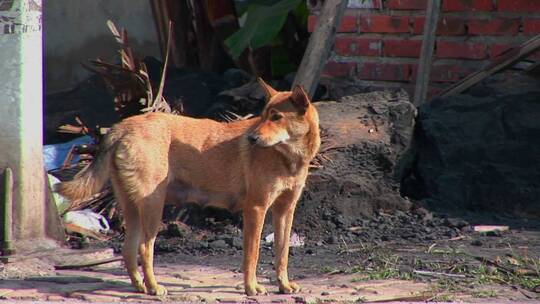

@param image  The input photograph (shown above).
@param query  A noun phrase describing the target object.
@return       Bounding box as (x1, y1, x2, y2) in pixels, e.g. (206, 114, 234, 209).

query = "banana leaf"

(225, 0, 301, 59)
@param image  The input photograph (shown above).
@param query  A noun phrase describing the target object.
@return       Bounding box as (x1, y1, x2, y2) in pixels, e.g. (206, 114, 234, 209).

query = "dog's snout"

(247, 134, 259, 145)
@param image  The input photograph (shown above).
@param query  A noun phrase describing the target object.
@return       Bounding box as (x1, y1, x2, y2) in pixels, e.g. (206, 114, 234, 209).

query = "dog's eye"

(270, 113, 283, 121)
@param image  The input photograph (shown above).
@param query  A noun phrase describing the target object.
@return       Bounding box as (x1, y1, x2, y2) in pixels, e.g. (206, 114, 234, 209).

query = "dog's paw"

(279, 281, 301, 294)
(245, 283, 268, 296)
(147, 284, 168, 296)
(133, 281, 147, 294)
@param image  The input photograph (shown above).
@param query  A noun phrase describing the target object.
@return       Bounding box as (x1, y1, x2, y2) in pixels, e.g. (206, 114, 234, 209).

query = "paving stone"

(25, 275, 104, 284)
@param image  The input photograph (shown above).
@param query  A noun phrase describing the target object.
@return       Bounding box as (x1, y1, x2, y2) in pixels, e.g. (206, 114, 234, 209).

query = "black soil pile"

(401, 71, 540, 218)
(45, 57, 305, 144)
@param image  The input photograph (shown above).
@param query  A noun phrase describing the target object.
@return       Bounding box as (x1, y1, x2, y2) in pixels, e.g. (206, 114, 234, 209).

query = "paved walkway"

(1, 248, 534, 303)
(1, 262, 431, 303)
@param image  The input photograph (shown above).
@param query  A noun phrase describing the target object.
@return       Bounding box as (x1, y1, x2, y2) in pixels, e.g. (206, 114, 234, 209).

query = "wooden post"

(413, 0, 441, 106)
(293, 0, 348, 99)
(1, 168, 14, 256)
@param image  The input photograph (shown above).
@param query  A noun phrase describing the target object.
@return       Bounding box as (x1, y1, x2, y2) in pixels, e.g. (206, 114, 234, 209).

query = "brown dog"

(56, 79, 320, 296)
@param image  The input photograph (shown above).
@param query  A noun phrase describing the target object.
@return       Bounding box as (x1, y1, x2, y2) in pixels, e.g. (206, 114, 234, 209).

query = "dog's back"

(57, 112, 254, 206)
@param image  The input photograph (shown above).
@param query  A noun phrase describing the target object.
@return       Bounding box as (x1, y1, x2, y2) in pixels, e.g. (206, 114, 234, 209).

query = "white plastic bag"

(264, 232, 305, 247)
(63, 209, 110, 233)
(48, 174, 70, 214)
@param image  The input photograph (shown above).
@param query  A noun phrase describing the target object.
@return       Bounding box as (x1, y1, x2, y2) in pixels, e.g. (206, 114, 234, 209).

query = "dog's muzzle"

(247, 134, 260, 145)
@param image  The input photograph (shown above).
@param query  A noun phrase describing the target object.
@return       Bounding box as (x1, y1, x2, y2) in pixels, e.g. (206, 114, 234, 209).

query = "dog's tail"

(55, 136, 116, 202)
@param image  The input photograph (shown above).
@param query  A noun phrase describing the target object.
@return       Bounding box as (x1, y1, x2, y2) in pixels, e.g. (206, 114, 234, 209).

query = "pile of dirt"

(401, 72, 540, 217)
(293, 90, 416, 240)
(101, 206, 465, 258)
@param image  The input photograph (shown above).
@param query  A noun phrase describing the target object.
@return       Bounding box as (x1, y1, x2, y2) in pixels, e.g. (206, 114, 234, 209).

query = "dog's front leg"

(272, 189, 302, 294)
(243, 204, 268, 296)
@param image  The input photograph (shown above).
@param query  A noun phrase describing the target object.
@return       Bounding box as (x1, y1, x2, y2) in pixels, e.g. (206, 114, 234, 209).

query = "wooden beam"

(292, 0, 348, 99)
(413, 0, 441, 106)
(439, 35, 540, 98)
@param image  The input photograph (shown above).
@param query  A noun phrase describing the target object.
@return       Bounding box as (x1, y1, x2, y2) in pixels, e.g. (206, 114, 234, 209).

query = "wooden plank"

(439, 35, 540, 98)
(292, 0, 348, 99)
(413, 0, 441, 106)
(55, 257, 123, 270)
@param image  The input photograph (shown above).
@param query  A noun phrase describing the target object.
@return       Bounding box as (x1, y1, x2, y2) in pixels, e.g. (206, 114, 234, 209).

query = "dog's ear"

(290, 85, 310, 114)
(257, 77, 278, 101)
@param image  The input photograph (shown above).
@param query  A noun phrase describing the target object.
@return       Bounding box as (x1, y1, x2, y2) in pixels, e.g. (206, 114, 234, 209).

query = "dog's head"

(247, 78, 317, 148)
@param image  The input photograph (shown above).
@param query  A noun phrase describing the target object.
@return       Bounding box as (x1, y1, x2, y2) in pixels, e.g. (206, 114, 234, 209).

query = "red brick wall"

(310, 0, 540, 97)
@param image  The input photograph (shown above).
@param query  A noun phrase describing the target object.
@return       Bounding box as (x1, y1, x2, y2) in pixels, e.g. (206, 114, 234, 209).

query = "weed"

(349, 251, 414, 281)
(472, 259, 540, 291)
(429, 293, 455, 302)
(320, 265, 339, 274)
(472, 289, 498, 298)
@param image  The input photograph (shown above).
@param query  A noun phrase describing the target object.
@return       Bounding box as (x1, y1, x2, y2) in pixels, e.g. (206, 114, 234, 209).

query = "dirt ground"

(2, 209, 539, 303)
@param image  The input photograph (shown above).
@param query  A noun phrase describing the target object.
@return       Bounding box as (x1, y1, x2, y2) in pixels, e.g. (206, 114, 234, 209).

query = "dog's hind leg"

(111, 174, 146, 293)
(123, 204, 146, 293)
(138, 181, 168, 296)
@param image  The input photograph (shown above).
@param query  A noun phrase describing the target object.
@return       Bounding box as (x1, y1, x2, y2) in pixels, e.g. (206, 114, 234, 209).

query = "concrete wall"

(44, 0, 161, 93)
(0, 0, 46, 242)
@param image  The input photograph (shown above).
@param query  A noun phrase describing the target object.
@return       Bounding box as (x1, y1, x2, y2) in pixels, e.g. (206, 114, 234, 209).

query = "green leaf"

(293, 1, 309, 26)
(225, 0, 302, 59)
(271, 46, 297, 77)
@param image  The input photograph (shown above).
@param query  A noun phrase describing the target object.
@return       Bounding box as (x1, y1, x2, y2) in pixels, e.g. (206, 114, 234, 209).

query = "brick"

(489, 43, 540, 60)
(413, 17, 466, 35)
(490, 43, 515, 58)
(322, 61, 355, 77)
(430, 65, 464, 82)
(443, 0, 493, 11)
(468, 18, 519, 35)
(308, 15, 357, 33)
(493, 47, 540, 60)
(386, 0, 427, 10)
(524, 19, 540, 35)
(436, 41, 487, 59)
(347, 0, 382, 9)
(384, 39, 422, 57)
(359, 15, 410, 33)
(411, 64, 473, 82)
(334, 36, 382, 56)
(490, 43, 540, 60)
(498, 0, 540, 12)
(357, 62, 411, 81)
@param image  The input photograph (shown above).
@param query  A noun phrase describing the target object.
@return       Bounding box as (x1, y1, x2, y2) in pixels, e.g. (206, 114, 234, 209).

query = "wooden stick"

(413, 0, 441, 106)
(413, 269, 467, 278)
(293, 0, 348, 98)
